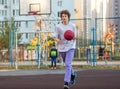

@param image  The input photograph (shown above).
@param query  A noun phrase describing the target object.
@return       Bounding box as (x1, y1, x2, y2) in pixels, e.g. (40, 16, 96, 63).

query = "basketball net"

(28, 11, 44, 30)
(28, 10, 59, 32)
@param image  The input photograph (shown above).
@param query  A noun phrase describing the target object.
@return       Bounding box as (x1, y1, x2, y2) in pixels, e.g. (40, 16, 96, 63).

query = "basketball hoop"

(28, 11, 41, 30)
(28, 11, 38, 15)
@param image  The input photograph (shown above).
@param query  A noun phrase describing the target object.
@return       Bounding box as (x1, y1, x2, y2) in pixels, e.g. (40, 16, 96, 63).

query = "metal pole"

(9, 30, 13, 66)
(110, 39, 112, 61)
(91, 28, 97, 66)
(15, 31, 18, 69)
(37, 43, 40, 68)
(38, 20, 42, 68)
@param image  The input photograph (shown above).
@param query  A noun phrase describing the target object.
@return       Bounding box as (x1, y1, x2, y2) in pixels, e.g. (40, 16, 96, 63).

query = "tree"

(0, 17, 21, 49)
(0, 20, 9, 49)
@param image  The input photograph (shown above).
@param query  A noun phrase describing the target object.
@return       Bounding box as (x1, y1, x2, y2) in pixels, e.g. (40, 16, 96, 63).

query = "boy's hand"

(56, 38, 61, 44)
(73, 36, 76, 40)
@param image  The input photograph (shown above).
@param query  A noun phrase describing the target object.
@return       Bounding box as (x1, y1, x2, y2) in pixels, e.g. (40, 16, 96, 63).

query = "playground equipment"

(104, 23, 116, 61)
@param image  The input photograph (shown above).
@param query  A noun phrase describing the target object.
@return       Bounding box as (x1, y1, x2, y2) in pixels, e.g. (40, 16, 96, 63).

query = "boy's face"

(61, 14, 69, 23)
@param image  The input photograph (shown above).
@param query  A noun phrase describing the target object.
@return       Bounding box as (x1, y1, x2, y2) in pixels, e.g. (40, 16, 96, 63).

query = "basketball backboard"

(19, 0, 51, 15)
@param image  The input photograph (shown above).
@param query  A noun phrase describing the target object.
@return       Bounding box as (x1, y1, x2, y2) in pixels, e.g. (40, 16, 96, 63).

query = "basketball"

(64, 30, 74, 40)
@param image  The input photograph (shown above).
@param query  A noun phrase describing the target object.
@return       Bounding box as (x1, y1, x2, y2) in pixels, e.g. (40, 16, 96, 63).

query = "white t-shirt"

(55, 22, 76, 52)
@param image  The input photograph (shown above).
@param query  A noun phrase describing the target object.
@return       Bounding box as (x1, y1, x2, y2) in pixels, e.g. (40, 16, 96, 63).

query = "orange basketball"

(64, 30, 74, 40)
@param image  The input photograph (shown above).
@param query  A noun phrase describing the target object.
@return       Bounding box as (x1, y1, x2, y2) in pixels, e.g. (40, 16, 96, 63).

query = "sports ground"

(0, 69, 120, 89)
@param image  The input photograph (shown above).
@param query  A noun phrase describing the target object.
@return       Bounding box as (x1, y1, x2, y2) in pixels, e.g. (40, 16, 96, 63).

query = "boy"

(55, 10, 77, 89)
(50, 44, 58, 70)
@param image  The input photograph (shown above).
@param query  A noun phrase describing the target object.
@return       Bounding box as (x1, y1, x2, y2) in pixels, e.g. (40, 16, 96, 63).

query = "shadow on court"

(0, 70, 120, 89)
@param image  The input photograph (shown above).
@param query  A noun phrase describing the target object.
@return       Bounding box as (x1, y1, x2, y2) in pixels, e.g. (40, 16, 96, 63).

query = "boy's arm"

(54, 26, 61, 44)
(49, 49, 51, 58)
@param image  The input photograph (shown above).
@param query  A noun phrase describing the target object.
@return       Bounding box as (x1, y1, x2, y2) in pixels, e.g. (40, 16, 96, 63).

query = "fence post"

(91, 28, 97, 66)
(9, 30, 14, 66)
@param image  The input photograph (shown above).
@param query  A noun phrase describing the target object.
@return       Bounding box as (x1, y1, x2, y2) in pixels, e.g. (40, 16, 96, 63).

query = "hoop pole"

(15, 31, 18, 69)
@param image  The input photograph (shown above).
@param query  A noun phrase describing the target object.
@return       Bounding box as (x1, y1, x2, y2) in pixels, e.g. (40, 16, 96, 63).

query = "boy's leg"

(51, 58, 54, 69)
(60, 52, 66, 62)
(53, 58, 57, 69)
(71, 71, 77, 84)
(60, 50, 75, 89)
(64, 49, 75, 83)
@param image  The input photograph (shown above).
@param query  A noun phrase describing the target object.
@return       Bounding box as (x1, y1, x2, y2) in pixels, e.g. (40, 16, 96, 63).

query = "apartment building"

(112, 0, 120, 41)
(0, 0, 75, 44)
(0, 0, 74, 27)
(0, 0, 119, 44)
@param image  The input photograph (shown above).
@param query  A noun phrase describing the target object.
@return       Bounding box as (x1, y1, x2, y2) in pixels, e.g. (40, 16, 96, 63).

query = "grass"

(0, 65, 120, 70)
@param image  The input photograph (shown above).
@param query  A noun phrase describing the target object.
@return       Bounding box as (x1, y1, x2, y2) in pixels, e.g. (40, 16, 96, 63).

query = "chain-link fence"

(1, 17, 120, 68)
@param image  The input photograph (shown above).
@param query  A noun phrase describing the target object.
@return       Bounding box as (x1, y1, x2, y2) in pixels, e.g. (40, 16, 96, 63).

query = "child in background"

(98, 46, 104, 60)
(103, 50, 108, 65)
(50, 44, 58, 70)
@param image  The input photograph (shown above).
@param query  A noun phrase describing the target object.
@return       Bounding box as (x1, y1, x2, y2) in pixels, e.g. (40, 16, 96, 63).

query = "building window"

(0, 0, 2, 4)
(2, 22, 4, 28)
(57, 11, 60, 17)
(19, 22, 21, 27)
(13, 10, 15, 16)
(0, 10, 1, 16)
(57, 0, 62, 7)
(4, 0, 7, 4)
(4, 10, 7, 16)
(1, 10, 7, 16)
(0, 22, 2, 28)
(13, 0, 18, 5)
(16, 22, 21, 27)
(2, 0, 4, 4)
(13, 0, 15, 4)
(25, 21, 28, 28)
(115, 0, 118, 3)
(0, 0, 7, 5)
(26, 33, 28, 39)
(16, 9, 19, 16)
(2, 10, 4, 16)
(13, 9, 19, 16)
(13, 0, 16, 4)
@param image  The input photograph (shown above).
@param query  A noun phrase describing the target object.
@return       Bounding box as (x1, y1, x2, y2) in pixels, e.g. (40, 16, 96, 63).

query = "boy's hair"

(60, 10, 71, 20)
(52, 43, 55, 46)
